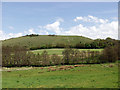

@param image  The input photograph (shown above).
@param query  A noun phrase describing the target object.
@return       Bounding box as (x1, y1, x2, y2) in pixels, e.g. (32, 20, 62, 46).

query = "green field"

(31, 48, 103, 55)
(2, 63, 118, 88)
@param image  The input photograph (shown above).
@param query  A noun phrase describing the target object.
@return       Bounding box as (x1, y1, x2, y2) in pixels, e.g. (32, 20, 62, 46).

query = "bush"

(41, 50, 50, 66)
(26, 34, 39, 37)
(71, 49, 81, 64)
(50, 54, 61, 65)
(62, 48, 74, 65)
(99, 46, 118, 63)
(4, 45, 117, 67)
(56, 43, 66, 48)
(75, 43, 85, 49)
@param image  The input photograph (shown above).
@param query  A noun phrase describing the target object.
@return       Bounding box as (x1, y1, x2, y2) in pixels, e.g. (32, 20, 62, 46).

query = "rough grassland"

(2, 35, 93, 49)
(2, 63, 118, 88)
(31, 49, 103, 55)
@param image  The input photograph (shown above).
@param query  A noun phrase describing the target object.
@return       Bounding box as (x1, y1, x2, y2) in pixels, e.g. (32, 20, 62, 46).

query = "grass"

(31, 48, 103, 55)
(2, 35, 93, 49)
(2, 63, 118, 88)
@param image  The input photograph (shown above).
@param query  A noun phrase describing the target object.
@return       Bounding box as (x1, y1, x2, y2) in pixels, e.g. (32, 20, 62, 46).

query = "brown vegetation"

(2, 42, 119, 67)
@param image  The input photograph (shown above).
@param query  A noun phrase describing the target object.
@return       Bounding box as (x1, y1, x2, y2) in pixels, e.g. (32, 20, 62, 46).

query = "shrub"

(56, 43, 66, 48)
(50, 54, 61, 65)
(99, 46, 118, 63)
(62, 48, 74, 65)
(26, 34, 39, 37)
(71, 49, 81, 64)
(75, 43, 85, 49)
(41, 50, 50, 66)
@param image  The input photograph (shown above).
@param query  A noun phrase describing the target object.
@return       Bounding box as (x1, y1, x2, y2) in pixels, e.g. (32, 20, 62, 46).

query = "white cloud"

(56, 18, 64, 22)
(74, 15, 109, 24)
(0, 30, 23, 40)
(0, 30, 3, 35)
(0, 30, 6, 40)
(111, 17, 117, 20)
(44, 19, 63, 34)
(64, 21, 118, 39)
(0, 16, 118, 40)
(24, 28, 36, 35)
(39, 30, 49, 35)
(38, 26, 42, 29)
(8, 33, 23, 38)
(8, 26, 14, 30)
(0, 30, 11, 40)
(28, 28, 35, 34)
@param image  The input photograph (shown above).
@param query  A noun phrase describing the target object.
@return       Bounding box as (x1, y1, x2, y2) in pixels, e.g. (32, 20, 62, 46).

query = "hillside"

(2, 35, 94, 49)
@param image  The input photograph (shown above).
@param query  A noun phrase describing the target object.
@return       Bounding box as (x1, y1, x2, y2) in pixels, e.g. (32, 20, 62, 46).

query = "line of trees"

(76, 37, 118, 49)
(2, 44, 119, 67)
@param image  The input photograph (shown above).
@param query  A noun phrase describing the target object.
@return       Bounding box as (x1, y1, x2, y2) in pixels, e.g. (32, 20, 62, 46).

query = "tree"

(99, 46, 118, 63)
(51, 54, 61, 65)
(62, 48, 74, 65)
(72, 49, 81, 64)
(41, 50, 50, 66)
(85, 43, 91, 49)
(75, 43, 85, 49)
(90, 41, 99, 49)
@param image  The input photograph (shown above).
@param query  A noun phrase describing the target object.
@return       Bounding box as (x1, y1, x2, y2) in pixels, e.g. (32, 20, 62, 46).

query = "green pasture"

(3, 35, 93, 49)
(2, 63, 118, 88)
(31, 48, 103, 55)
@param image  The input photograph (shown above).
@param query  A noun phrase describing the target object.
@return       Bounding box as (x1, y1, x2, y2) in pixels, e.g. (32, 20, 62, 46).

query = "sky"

(1, 2, 118, 40)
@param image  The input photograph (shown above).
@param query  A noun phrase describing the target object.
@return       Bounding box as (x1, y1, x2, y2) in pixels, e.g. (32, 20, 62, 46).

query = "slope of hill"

(2, 35, 93, 49)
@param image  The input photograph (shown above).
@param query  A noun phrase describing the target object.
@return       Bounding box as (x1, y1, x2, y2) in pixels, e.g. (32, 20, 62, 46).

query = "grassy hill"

(2, 35, 93, 49)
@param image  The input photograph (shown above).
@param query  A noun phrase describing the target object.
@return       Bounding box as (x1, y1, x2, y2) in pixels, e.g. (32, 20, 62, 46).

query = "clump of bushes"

(48, 34, 56, 36)
(99, 45, 118, 63)
(62, 48, 101, 64)
(50, 54, 62, 65)
(26, 34, 39, 37)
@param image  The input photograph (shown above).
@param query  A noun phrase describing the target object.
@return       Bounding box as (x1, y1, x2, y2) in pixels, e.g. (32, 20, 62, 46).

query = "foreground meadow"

(2, 63, 118, 88)
(31, 48, 103, 55)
